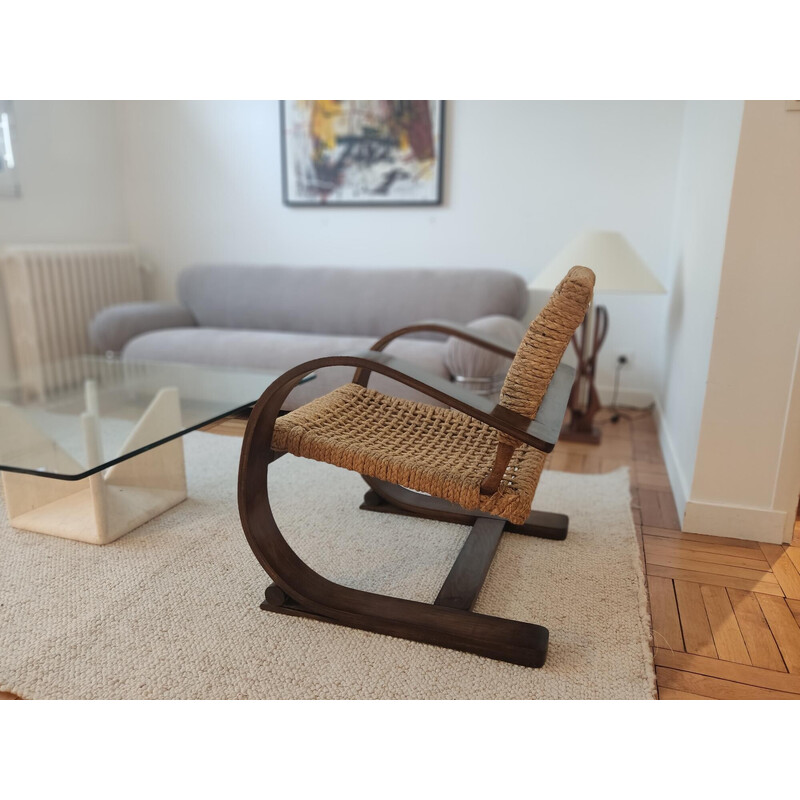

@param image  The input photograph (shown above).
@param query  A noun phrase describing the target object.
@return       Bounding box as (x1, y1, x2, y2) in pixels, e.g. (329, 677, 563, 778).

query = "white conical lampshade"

(530, 230, 666, 294)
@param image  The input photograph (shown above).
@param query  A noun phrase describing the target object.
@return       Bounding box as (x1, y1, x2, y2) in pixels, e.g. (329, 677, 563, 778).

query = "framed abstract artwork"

(280, 100, 445, 206)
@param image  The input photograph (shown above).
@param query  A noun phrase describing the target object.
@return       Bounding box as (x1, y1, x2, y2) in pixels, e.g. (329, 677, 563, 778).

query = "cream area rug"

(0, 432, 656, 699)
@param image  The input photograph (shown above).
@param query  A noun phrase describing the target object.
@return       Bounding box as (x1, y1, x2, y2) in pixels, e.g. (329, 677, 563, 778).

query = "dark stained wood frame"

(562, 305, 609, 444)
(238, 324, 575, 669)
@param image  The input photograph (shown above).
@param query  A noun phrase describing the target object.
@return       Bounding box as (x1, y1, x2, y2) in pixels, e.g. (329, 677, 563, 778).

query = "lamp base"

(560, 303, 609, 447)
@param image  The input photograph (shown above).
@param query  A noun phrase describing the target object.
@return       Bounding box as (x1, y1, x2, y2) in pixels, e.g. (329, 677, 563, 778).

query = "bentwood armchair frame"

(238, 268, 594, 668)
(239, 341, 575, 668)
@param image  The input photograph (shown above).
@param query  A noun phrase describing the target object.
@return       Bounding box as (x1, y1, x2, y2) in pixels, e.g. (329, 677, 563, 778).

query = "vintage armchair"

(238, 266, 595, 668)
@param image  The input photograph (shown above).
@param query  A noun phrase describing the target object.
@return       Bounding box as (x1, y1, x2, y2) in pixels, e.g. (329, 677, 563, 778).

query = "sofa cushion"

(445, 315, 526, 379)
(177, 265, 528, 337)
(123, 327, 450, 410)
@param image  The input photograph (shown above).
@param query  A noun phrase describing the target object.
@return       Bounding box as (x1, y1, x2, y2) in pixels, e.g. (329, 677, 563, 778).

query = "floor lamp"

(529, 230, 666, 444)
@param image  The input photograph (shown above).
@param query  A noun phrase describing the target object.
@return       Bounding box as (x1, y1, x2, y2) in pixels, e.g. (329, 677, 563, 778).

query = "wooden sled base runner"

(238, 267, 595, 671)
(260, 473, 568, 669)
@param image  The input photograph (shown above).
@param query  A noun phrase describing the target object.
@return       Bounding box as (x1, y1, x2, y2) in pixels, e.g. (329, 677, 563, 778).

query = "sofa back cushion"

(177, 265, 527, 337)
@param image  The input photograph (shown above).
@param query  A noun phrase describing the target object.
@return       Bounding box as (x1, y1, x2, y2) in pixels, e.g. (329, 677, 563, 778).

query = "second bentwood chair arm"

(253, 350, 574, 454)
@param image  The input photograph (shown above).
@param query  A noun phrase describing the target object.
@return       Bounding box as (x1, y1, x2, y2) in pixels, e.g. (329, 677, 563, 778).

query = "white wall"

(0, 101, 128, 383)
(684, 101, 800, 543)
(0, 101, 127, 245)
(656, 101, 744, 517)
(119, 100, 686, 396)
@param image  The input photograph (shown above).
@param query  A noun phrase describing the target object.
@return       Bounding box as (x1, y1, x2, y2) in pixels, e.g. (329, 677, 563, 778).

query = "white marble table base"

(0, 384, 187, 545)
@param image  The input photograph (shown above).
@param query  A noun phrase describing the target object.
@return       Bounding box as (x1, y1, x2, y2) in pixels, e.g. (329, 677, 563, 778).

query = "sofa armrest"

(444, 315, 526, 381)
(89, 302, 197, 354)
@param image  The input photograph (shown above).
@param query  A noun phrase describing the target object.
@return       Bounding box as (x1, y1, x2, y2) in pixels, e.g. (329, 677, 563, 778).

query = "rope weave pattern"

(273, 383, 546, 524)
(497, 266, 595, 447)
(271, 266, 594, 525)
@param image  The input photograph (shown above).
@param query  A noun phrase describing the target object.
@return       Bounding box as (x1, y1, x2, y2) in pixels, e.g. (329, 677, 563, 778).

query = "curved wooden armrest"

(370, 319, 518, 357)
(353, 319, 518, 389)
(247, 350, 574, 454)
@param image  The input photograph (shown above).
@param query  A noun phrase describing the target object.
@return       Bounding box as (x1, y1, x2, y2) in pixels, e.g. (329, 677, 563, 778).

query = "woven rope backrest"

(476, 266, 594, 497)
(499, 265, 595, 428)
(478, 266, 595, 497)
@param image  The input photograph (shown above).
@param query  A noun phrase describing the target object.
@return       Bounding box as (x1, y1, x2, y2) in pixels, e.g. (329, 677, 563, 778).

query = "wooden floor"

(4, 406, 800, 700)
(550, 407, 800, 700)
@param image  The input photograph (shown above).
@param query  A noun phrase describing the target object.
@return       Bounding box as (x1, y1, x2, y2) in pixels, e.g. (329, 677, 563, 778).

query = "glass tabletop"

(0, 357, 313, 480)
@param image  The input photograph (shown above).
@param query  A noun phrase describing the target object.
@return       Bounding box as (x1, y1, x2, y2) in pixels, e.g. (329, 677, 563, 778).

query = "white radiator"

(0, 245, 145, 398)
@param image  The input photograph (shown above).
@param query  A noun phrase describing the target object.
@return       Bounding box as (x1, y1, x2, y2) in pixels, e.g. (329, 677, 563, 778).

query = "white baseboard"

(652, 399, 690, 524)
(590, 388, 787, 544)
(652, 399, 787, 543)
(683, 500, 786, 544)
(597, 385, 689, 525)
(600, 386, 689, 521)
(559, 384, 788, 544)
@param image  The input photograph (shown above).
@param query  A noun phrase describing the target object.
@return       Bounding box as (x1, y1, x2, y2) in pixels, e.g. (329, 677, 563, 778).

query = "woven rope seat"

(273, 383, 546, 525)
(271, 266, 595, 527)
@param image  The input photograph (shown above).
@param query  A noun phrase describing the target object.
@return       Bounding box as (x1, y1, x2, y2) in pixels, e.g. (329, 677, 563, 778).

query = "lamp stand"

(560, 303, 608, 445)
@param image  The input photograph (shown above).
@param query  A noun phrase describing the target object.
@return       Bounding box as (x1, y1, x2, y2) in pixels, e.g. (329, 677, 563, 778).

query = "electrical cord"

(604, 355, 653, 423)
(610, 359, 624, 422)
(600, 406, 654, 424)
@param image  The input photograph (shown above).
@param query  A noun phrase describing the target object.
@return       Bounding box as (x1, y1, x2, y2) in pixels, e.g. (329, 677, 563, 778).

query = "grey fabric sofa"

(90, 265, 528, 409)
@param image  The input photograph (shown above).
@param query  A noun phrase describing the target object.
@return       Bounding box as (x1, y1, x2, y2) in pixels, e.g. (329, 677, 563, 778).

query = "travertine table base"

(0, 387, 187, 545)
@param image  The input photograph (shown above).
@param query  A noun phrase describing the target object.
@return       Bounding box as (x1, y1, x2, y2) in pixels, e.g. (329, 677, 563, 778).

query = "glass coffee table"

(0, 357, 313, 545)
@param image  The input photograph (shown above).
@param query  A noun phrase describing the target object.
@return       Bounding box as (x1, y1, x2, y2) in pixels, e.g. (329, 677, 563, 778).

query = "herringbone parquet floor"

(549, 407, 800, 700)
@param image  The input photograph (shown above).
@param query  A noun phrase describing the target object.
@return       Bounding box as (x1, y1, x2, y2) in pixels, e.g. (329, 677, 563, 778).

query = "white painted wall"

(656, 101, 744, 518)
(119, 100, 686, 396)
(684, 101, 800, 543)
(0, 101, 128, 385)
(0, 101, 127, 245)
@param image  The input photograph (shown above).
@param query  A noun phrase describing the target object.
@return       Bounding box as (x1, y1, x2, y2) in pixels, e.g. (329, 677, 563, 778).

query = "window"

(0, 101, 20, 198)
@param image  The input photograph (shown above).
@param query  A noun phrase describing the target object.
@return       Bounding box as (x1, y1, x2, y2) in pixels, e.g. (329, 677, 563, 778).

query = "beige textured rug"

(0, 432, 655, 699)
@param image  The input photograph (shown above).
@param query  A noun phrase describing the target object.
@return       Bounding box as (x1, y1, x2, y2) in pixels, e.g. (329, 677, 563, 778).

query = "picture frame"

(280, 100, 445, 207)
